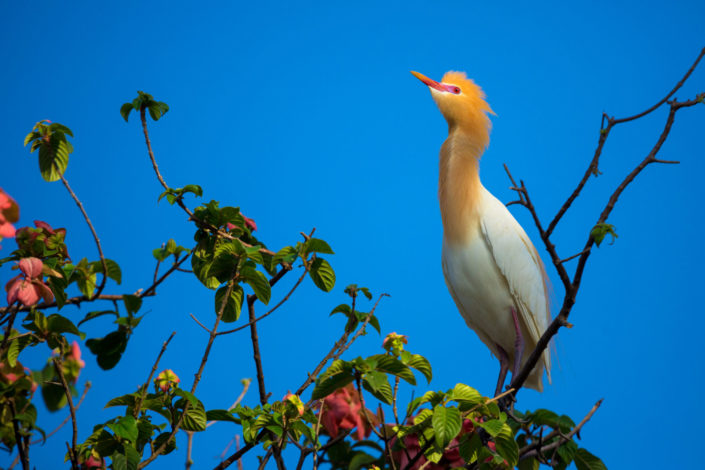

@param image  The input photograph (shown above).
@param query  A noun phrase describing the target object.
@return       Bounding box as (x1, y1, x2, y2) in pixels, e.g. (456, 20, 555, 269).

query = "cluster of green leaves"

(511, 409, 604, 470)
(189, 199, 336, 324)
(120, 91, 170, 122)
(24, 121, 73, 182)
(590, 223, 618, 247)
(77, 382, 206, 468)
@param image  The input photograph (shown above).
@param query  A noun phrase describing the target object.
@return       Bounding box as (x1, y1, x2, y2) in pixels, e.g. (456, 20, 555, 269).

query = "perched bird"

(411, 70, 551, 394)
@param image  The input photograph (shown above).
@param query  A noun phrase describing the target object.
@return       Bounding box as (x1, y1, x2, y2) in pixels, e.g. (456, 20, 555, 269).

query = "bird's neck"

(439, 128, 485, 244)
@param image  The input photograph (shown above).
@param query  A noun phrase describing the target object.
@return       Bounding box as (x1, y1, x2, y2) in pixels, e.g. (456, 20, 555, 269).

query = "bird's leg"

(494, 344, 510, 397)
(510, 307, 524, 378)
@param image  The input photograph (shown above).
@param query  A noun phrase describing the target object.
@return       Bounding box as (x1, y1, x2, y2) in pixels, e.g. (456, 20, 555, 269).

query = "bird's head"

(411, 70, 494, 137)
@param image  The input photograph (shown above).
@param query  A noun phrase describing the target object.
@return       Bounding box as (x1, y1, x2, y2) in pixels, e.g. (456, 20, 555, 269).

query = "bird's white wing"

(479, 190, 551, 371)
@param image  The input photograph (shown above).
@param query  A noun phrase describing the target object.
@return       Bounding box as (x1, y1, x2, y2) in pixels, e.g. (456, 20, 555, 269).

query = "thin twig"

(545, 47, 704, 237)
(296, 294, 389, 396)
(134, 332, 176, 419)
(216, 266, 305, 337)
(138, 106, 275, 256)
(509, 94, 704, 394)
(189, 314, 212, 334)
(52, 358, 79, 470)
(30, 382, 91, 445)
(58, 173, 109, 298)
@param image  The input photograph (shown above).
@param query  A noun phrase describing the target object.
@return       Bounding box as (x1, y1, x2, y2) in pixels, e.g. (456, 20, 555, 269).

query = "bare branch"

(509, 93, 704, 394)
(545, 47, 705, 237)
(58, 173, 108, 299)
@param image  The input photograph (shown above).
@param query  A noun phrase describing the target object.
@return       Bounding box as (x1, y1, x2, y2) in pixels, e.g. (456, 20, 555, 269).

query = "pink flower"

(5, 257, 54, 307)
(242, 215, 257, 232)
(80, 454, 103, 469)
(0, 188, 19, 246)
(65, 341, 86, 382)
(155, 369, 180, 392)
(319, 384, 377, 441)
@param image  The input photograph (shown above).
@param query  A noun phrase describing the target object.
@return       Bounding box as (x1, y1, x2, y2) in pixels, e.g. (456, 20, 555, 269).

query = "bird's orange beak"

(411, 71, 447, 92)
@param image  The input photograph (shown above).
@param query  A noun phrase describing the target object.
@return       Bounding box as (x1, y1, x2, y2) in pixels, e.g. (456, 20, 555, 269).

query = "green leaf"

(48, 276, 68, 309)
(174, 389, 199, 407)
(312, 373, 355, 400)
(407, 355, 433, 383)
(330, 304, 352, 317)
(107, 416, 138, 443)
(573, 448, 607, 470)
(179, 400, 207, 432)
(304, 238, 335, 255)
(555, 440, 578, 465)
(100, 259, 122, 285)
(215, 284, 244, 323)
(182, 184, 202, 197)
(362, 371, 393, 404)
(273, 246, 297, 265)
(86, 330, 128, 370)
(458, 432, 483, 464)
(206, 409, 239, 423)
(477, 418, 505, 437)
(449, 383, 482, 405)
(371, 355, 416, 385)
(152, 432, 177, 455)
(495, 424, 519, 467)
(41, 382, 67, 412)
(319, 359, 351, 382)
(120, 103, 134, 122)
(517, 457, 540, 470)
(123, 295, 142, 315)
(309, 258, 335, 292)
(348, 452, 377, 470)
(77, 272, 97, 298)
(47, 314, 80, 336)
(105, 394, 137, 408)
(36, 137, 71, 182)
(242, 267, 271, 304)
(78, 310, 118, 327)
(432, 405, 461, 448)
(590, 223, 618, 247)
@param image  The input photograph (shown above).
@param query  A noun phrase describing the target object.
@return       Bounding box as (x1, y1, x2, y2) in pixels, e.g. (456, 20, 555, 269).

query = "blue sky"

(2, 1, 704, 468)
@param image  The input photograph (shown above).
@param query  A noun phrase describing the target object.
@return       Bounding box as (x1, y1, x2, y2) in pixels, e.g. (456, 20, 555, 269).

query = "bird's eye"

(452, 87, 461, 94)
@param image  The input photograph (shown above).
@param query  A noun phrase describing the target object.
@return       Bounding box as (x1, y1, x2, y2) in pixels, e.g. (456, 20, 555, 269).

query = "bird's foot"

(494, 344, 509, 397)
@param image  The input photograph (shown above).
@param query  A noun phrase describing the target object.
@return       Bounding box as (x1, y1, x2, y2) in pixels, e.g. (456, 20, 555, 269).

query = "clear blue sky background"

(2, 1, 704, 468)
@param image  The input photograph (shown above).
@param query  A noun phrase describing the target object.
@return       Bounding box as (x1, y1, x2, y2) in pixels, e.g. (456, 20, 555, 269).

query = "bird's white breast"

(441, 187, 550, 370)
